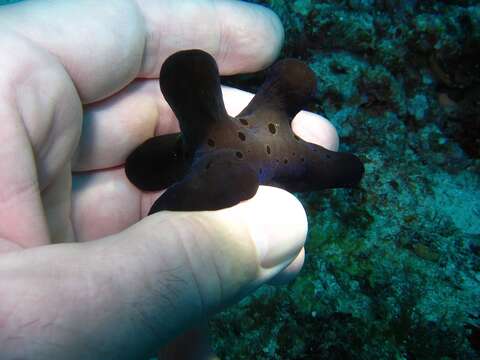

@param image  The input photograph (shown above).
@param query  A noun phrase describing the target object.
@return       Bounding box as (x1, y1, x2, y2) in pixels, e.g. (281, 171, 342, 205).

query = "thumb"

(115, 185, 306, 346)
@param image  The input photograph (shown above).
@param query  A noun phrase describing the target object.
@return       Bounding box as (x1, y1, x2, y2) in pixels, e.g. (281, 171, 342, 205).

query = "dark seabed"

(1, 0, 478, 359)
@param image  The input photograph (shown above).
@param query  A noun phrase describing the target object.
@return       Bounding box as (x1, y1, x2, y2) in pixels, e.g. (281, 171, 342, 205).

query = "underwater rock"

(125, 49, 364, 214)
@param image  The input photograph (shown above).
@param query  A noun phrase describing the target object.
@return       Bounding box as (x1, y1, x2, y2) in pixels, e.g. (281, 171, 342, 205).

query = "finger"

(72, 167, 147, 241)
(72, 80, 174, 172)
(0, 186, 306, 359)
(73, 181, 308, 272)
(73, 84, 339, 171)
(105, 186, 306, 339)
(267, 247, 305, 285)
(0, 0, 283, 103)
(42, 164, 76, 244)
(135, 0, 284, 77)
(292, 112, 339, 151)
(0, 32, 82, 249)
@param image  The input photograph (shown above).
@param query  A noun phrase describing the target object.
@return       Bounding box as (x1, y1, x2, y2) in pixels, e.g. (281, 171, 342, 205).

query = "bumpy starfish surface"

(125, 49, 364, 214)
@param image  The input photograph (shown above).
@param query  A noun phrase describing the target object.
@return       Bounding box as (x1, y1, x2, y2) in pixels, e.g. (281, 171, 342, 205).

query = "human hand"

(0, 0, 340, 359)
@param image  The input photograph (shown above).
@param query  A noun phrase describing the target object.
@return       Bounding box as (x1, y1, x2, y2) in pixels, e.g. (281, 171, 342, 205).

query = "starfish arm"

(237, 58, 317, 121)
(125, 133, 189, 191)
(149, 155, 259, 213)
(160, 50, 229, 151)
(303, 145, 365, 190)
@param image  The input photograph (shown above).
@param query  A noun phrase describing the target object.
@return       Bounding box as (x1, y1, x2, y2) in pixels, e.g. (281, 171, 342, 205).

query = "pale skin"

(0, 0, 340, 359)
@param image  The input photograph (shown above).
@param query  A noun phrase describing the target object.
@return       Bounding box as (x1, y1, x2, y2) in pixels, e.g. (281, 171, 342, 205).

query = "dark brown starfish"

(125, 49, 364, 214)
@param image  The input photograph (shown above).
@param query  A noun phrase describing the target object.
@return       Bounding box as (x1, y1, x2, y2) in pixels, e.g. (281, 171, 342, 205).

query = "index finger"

(0, 0, 283, 103)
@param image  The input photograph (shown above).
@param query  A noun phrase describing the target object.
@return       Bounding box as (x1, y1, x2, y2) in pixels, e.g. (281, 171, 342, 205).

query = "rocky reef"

(212, 0, 480, 359)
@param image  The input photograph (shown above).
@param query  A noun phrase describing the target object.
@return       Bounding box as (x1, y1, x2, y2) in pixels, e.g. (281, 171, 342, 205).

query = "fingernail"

(244, 187, 307, 268)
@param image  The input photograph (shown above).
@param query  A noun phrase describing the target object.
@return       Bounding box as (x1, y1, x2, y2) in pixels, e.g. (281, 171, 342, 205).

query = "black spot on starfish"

(125, 49, 364, 214)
